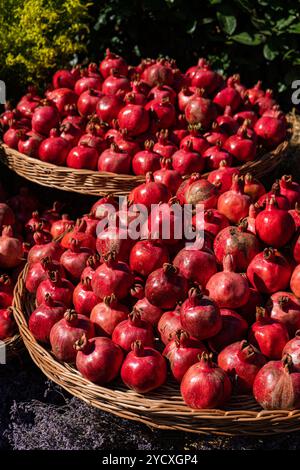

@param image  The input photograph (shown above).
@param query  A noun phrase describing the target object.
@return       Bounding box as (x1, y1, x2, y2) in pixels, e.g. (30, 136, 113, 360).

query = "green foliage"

(87, 0, 300, 104)
(0, 0, 91, 95)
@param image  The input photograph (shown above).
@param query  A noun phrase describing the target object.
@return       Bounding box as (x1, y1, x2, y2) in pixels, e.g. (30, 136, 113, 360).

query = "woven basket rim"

(0, 111, 297, 196)
(12, 264, 300, 436)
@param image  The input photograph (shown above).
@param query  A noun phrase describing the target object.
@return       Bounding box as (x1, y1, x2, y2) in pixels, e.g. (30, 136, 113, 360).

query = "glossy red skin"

(77, 89, 103, 117)
(47, 88, 77, 116)
(258, 190, 290, 210)
(289, 209, 300, 229)
(51, 216, 74, 239)
(121, 346, 167, 392)
(91, 261, 134, 300)
(25, 259, 64, 294)
(255, 204, 295, 248)
(75, 76, 102, 96)
(291, 264, 300, 297)
(118, 104, 149, 136)
(171, 148, 204, 176)
(132, 150, 161, 175)
(18, 135, 41, 157)
(191, 68, 223, 95)
(254, 116, 287, 149)
(249, 317, 289, 359)
(32, 106, 59, 136)
(244, 178, 266, 203)
(66, 145, 98, 170)
(142, 63, 173, 87)
(207, 166, 239, 195)
(90, 299, 129, 336)
(73, 281, 100, 317)
(145, 266, 188, 310)
(185, 178, 219, 208)
(253, 360, 300, 410)
(246, 251, 292, 294)
(280, 179, 300, 207)
(237, 288, 263, 325)
(293, 234, 300, 264)
(180, 293, 221, 340)
(50, 314, 95, 362)
(207, 269, 249, 309)
(61, 228, 96, 252)
(17, 96, 40, 118)
(217, 188, 251, 224)
(193, 209, 229, 238)
(153, 165, 182, 195)
(218, 341, 266, 393)
(283, 334, 300, 372)
(224, 134, 256, 162)
(100, 51, 128, 78)
(153, 140, 177, 159)
(178, 87, 195, 112)
(185, 95, 217, 129)
(60, 248, 91, 283)
(53, 69, 76, 89)
(234, 110, 258, 127)
(0, 227, 23, 268)
(0, 291, 13, 309)
(204, 130, 228, 147)
(96, 227, 134, 263)
(173, 247, 217, 287)
(163, 336, 207, 382)
(180, 134, 210, 155)
(98, 147, 131, 174)
(36, 277, 74, 308)
(213, 226, 261, 272)
(0, 309, 16, 340)
(129, 178, 170, 210)
(203, 146, 233, 171)
(38, 136, 70, 165)
(146, 99, 176, 129)
(148, 85, 176, 104)
(115, 135, 140, 156)
(96, 94, 123, 125)
(208, 309, 248, 353)
(3, 128, 25, 149)
(112, 317, 154, 351)
(180, 358, 232, 409)
(213, 86, 241, 112)
(129, 240, 169, 277)
(267, 291, 300, 337)
(143, 202, 183, 246)
(133, 297, 162, 326)
(158, 309, 182, 345)
(29, 300, 65, 343)
(76, 337, 123, 384)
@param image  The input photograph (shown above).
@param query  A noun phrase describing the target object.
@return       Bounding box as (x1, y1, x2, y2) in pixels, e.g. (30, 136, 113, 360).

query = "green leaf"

(289, 22, 300, 33)
(263, 43, 278, 61)
(276, 15, 296, 30)
(231, 32, 265, 45)
(217, 12, 237, 35)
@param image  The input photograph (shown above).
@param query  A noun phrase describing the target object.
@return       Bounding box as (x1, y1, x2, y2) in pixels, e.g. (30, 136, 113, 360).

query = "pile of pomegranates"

(1, 51, 287, 177)
(18, 168, 300, 413)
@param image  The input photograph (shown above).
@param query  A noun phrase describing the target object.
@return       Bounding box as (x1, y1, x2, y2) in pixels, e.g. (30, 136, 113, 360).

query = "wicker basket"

(2, 333, 23, 362)
(13, 265, 300, 436)
(1, 112, 297, 196)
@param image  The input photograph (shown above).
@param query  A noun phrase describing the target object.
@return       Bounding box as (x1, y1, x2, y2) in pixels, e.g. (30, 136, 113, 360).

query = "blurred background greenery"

(1, 0, 300, 106)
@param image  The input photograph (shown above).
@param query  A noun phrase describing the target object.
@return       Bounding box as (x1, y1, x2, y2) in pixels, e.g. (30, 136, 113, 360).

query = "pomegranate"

(279, 175, 300, 207)
(153, 158, 182, 195)
(0, 275, 13, 308)
(133, 297, 162, 326)
(72, 277, 100, 317)
(129, 172, 170, 210)
(32, 104, 60, 136)
(29, 293, 65, 343)
(217, 175, 251, 223)
(98, 143, 131, 174)
(100, 49, 128, 78)
(255, 197, 295, 248)
(180, 287, 221, 340)
(121, 340, 167, 392)
(163, 330, 207, 382)
(0, 204, 15, 230)
(153, 129, 177, 158)
(194, 209, 229, 238)
(18, 132, 41, 157)
(213, 221, 261, 272)
(0, 307, 17, 340)
(0, 226, 23, 268)
(112, 309, 154, 351)
(191, 61, 223, 94)
(145, 263, 188, 309)
(74, 64, 102, 95)
(142, 60, 173, 87)
(237, 287, 263, 325)
(224, 121, 257, 162)
(47, 88, 77, 116)
(185, 89, 217, 128)
(60, 239, 92, 282)
(132, 140, 160, 175)
(247, 81, 264, 105)
(253, 354, 300, 410)
(206, 254, 250, 309)
(158, 306, 182, 345)
(146, 97, 176, 130)
(289, 203, 300, 229)
(243, 173, 266, 202)
(118, 103, 149, 137)
(180, 125, 210, 154)
(91, 252, 134, 300)
(77, 89, 103, 117)
(291, 265, 300, 297)
(258, 182, 290, 210)
(25, 256, 64, 294)
(254, 113, 287, 148)
(218, 340, 266, 393)
(208, 309, 248, 353)
(249, 307, 289, 359)
(180, 352, 232, 409)
(38, 128, 70, 165)
(213, 83, 241, 112)
(52, 68, 78, 89)
(76, 334, 123, 384)
(172, 140, 204, 176)
(247, 248, 292, 294)
(203, 143, 233, 171)
(66, 143, 98, 170)
(28, 234, 64, 264)
(61, 219, 96, 251)
(283, 332, 300, 372)
(50, 214, 74, 239)
(173, 246, 217, 287)
(90, 294, 129, 336)
(184, 177, 219, 208)
(129, 239, 169, 277)
(267, 292, 300, 337)
(36, 271, 74, 308)
(178, 87, 195, 112)
(50, 309, 94, 362)
(96, 93, 123, 125)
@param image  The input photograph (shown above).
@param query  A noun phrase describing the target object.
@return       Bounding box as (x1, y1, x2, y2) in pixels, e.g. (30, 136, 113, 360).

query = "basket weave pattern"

(1, 112, 297, 196)
(13, 265, 300, 436)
